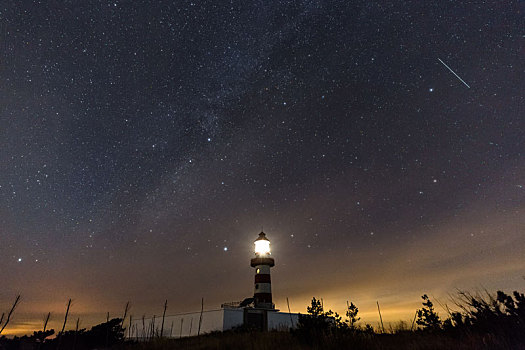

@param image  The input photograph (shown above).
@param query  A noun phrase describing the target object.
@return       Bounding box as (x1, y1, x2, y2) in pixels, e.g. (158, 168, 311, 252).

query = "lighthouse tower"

(250, 231, 275, 309)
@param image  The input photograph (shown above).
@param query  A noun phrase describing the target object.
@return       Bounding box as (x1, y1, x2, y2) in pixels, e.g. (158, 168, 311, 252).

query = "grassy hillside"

(121, 330, 522, 350)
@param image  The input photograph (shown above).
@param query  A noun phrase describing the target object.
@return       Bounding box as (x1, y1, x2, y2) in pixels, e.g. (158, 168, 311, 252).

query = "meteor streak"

(437, 58, 471, 89)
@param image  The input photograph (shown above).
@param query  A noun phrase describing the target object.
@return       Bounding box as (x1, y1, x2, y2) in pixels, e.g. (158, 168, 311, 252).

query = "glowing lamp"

(254, 232, 271, 256)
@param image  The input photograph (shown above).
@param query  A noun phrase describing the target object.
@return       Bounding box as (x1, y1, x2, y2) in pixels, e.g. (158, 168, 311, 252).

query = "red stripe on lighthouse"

(255, 274, 271, 283)
(254, 293, 273, 303)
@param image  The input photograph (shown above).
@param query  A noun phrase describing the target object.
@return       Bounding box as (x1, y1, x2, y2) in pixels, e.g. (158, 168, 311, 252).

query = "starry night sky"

(1, 0, 524, 335)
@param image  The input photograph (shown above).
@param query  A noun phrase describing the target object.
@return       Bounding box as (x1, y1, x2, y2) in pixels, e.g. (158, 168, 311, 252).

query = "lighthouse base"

(254, 301, 275, 310)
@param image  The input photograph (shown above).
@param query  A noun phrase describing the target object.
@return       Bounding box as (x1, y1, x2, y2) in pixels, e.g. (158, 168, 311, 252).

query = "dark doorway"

(244, 309, 267, 331)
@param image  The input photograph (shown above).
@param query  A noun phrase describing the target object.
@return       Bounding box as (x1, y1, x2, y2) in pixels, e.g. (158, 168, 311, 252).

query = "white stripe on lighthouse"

(255, 283, 272, 294)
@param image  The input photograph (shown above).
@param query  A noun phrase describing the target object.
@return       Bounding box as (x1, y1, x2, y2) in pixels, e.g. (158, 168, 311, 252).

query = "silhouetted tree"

(29, 318, 124, 350)
(31, 329, 55, 343)
(455, 289, 525, 342)
(346, 302, 360, 328)
(295, 297, 336, 343)
(416, 294, 441, 331)
(85, 317, 124, 347)
(306, 297, 324, 317)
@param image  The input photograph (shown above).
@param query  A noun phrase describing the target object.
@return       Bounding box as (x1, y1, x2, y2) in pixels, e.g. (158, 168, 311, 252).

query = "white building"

(129, 307, 299, 339)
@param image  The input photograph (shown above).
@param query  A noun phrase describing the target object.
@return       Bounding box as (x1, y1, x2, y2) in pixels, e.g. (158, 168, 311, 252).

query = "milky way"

(0, 0, 523, 334)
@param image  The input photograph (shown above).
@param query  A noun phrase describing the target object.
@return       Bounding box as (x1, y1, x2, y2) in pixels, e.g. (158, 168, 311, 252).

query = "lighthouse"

(250, 231, 275, 309)
(129, 230, 300, 337)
